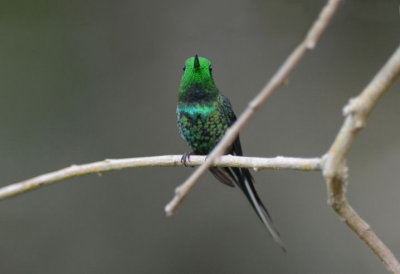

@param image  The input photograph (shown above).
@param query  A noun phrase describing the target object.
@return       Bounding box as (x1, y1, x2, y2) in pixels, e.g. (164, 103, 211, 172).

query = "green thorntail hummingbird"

(176, 55, 284, 249)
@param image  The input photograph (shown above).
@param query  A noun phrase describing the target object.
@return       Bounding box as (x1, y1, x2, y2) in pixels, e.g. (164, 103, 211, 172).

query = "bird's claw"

(181, 152, 193, 167)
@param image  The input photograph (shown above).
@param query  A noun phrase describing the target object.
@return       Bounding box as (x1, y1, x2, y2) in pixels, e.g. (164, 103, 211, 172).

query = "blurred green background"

(1, 0, 399, 273)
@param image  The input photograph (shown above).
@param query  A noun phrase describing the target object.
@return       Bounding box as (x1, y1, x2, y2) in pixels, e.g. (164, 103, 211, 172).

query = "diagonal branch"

(165, 0, 344, 216)
(0, 155, 320, 200)
(322, 44, 400, 274)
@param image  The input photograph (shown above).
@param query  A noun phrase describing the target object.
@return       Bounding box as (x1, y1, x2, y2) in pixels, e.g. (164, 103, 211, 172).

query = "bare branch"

(322, 44, 400, 274)
(0, 155, 320, 201)
(165, 0, 343, 216)
(324, 45, 400, 179)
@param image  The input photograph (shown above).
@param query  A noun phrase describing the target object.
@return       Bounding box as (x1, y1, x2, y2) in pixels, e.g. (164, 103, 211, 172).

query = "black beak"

(194, 54, 200, 69)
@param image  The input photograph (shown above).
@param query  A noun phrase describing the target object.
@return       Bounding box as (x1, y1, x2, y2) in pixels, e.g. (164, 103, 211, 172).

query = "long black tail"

(210, 166, 285, 251)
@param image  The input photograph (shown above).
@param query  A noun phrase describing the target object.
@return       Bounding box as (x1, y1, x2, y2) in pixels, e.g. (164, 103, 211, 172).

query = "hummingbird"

(176, 55, 284, 249)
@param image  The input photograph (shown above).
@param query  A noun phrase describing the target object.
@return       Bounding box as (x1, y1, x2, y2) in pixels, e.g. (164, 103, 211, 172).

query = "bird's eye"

(182, 65, 186, 71)
(209, 65, 212, 73)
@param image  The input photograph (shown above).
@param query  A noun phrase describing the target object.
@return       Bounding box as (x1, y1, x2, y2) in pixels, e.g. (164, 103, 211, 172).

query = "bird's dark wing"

(210, 94, 285, 250)
(209, 167, 235, 187)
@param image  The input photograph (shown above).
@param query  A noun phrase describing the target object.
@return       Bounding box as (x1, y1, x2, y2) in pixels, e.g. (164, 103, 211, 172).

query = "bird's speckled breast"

(177, 104, 229, 154)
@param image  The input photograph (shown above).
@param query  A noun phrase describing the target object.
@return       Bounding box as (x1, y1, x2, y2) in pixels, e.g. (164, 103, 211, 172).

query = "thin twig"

(0, 155, 320, 200)
(165, 0, 343, 216)
(322, 44, 400, 273)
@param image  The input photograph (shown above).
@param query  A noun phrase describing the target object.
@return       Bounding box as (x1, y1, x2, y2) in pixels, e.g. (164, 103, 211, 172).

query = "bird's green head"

(178, 55, 218, 100)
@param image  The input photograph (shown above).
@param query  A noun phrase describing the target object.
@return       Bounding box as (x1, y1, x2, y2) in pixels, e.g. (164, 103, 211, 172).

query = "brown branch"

(0, 155, 320, 200)
(322, 44, 400, 273)
(165, 0, 344, 215)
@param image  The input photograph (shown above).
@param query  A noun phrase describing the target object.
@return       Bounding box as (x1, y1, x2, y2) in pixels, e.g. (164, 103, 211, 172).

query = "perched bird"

(176, 55, 284, 249)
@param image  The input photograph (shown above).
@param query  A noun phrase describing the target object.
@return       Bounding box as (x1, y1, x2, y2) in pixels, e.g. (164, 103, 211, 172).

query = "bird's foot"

(181, 152, 194, 167)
